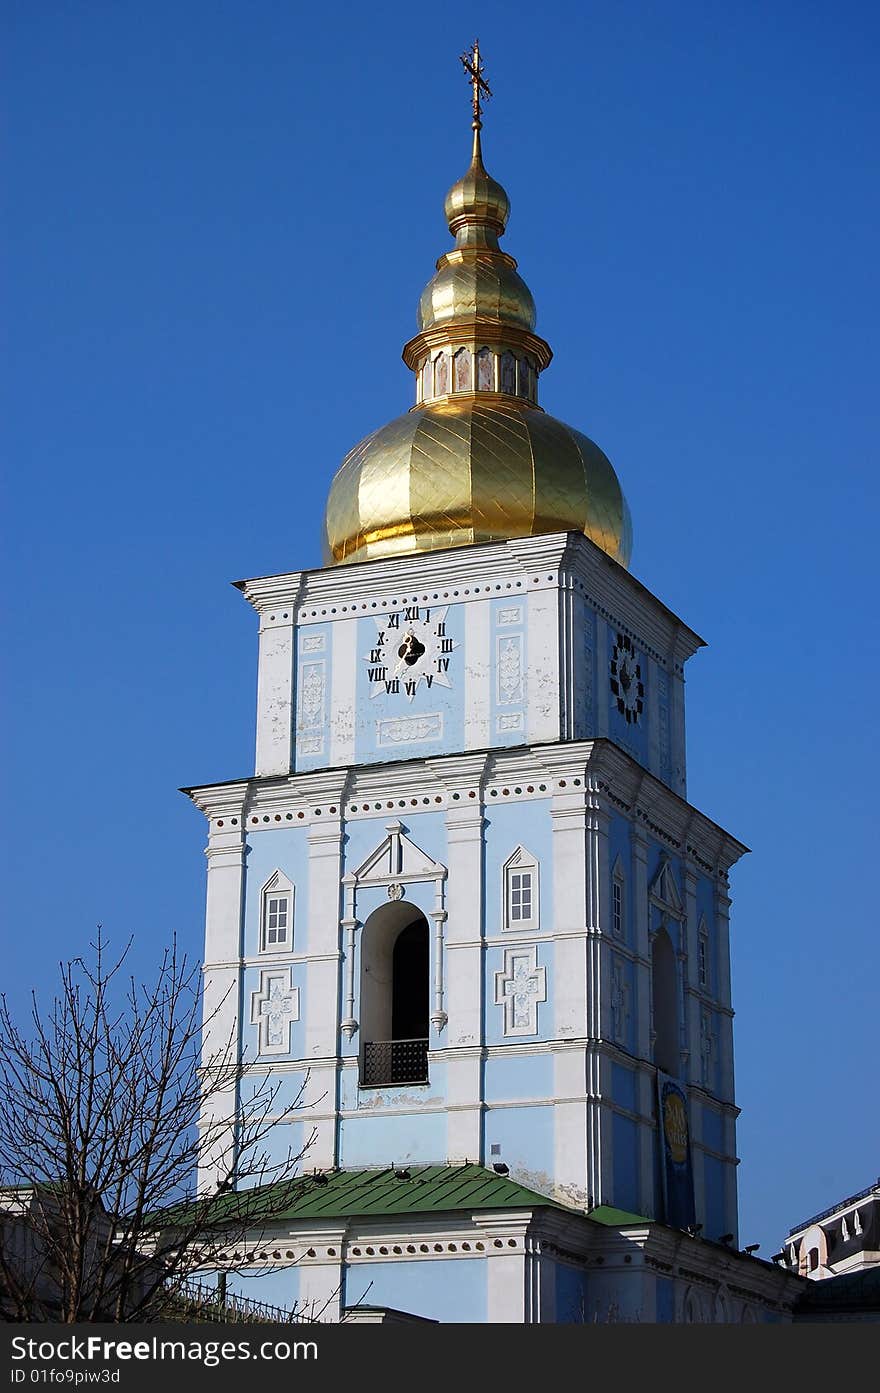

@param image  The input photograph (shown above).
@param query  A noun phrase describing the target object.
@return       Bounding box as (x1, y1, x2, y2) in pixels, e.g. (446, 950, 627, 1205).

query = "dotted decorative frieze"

(298, 580, 529, 622)
(234, 778, 589, 830)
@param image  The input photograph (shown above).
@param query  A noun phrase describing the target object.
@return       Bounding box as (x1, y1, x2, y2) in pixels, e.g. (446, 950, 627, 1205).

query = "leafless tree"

(0, 932, 319, 1322)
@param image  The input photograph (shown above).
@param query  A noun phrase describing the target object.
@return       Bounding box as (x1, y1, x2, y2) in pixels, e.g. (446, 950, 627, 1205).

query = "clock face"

(364, 603, 458, 701)
(610, 633, 644, 724)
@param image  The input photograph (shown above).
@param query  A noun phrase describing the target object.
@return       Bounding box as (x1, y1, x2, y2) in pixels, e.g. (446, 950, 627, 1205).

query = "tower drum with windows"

(185, 69, 744, 1262)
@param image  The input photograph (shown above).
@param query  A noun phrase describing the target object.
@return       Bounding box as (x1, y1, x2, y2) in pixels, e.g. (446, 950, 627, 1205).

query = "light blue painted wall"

(610, 952, 637, 1054)
(703, 1154, 727, 1242)
(244, 828, 311, 956)
(553, 1260, 591, 1324)
(611, 1062, 637, 1113)
(223, 1265, 301, 1313)
(341, 1060, 448, 1113)
(257, 1119, 310, 1172)
(701, 1105, 724, 1155)
(344, 1256, 486, 1323)
(338, 1108, 447, 1168)
(483, 1103, 554, 1188)
(573, 598, 597, 739)
(294, 621, 332, 772)
(484, 1051, 553, 1103)
(483, 797, 554, 937)
(342, 810, 447, 874)
(353, 602, 466, 764)
(612, 1113, 640, 1213)
(490, 595, 527, 747)
(655, 1275, 675, 1323)
(705, 1008, 721, 1095)
(239, 1071, 310, 1113)
(484, 941, 554, 1047)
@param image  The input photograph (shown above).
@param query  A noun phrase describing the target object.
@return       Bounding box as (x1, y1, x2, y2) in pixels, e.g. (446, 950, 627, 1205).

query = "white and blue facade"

(188, 527, 746, 1257)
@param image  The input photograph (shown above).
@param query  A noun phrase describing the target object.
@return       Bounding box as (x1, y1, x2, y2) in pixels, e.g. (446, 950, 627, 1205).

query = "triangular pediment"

(649, 858, 683, 914)
(353, 821, 445, 883)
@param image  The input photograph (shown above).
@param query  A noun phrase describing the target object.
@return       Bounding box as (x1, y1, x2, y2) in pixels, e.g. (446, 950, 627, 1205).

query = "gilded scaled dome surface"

(322, 88, 632, 570)
(324, 399, 632, 566)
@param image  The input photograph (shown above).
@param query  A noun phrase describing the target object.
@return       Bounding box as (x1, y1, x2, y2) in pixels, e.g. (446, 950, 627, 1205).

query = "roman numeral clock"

(364, 605, 458, 700)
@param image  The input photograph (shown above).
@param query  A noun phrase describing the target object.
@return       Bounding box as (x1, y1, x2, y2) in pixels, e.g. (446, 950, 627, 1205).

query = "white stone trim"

(494, 945, 547, 1037)
(501, 844, 540, 932)
(259, 869, 294, 953)
(249, 967, 300, 1055)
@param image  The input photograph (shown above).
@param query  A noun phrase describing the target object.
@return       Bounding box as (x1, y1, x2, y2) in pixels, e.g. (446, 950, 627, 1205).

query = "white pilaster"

(525, 585, 559, 744)
(684, 863, 700, 1087)
(255, 617, 295, 777)
(631, 826, 655, 1211)
(442, 756, 488, 1162)
(464, 598, 491, 749)
(329, 618, 358, 767)
(304, 811, 347, 1169)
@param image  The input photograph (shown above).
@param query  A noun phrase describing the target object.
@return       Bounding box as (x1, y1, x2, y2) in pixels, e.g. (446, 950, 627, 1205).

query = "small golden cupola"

(322, 42, 632, 569)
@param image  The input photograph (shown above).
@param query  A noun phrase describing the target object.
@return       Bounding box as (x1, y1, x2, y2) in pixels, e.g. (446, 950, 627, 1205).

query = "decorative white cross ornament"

(495, 948, 547, 1037)
(700, 1009, 714, 1087)
(611, 959, 632, 1044)
(250, 970, 300, 1055)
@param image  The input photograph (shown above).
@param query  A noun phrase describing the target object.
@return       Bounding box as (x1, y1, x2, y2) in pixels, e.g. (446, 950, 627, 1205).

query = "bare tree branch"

(0, 930, 321, 1322)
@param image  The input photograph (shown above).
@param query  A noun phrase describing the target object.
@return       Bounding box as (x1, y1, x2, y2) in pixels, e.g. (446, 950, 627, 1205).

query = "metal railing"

(361, 1038, 429, 1087)
(171, 1276, 308, 1324)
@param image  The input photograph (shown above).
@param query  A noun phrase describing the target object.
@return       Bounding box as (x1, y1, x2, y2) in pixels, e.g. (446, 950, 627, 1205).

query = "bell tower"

(186, 46, 742, 1246)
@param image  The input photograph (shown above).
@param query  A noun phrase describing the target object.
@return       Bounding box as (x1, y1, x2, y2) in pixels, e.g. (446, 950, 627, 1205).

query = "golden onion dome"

(323, 397, 632, 567)
(322, 59, 632, 571)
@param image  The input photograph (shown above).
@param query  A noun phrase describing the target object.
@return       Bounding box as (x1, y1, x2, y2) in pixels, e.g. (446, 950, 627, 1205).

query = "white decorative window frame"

(611, 855, 625, 938)
(697, 914, 709, 988)
(340, 821, 449, 1038)
(249, 967, 300, 1056)
(502, 845, 540, 932)
(260, 870, 294, 953)
(494, 945, 547, 1038)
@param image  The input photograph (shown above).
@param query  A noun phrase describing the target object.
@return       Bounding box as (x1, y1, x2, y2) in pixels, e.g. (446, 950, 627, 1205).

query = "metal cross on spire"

(460, 39, 492, 129)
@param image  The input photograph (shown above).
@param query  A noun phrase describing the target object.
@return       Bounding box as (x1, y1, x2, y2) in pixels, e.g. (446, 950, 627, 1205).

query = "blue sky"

(3, 1, 878, 1257)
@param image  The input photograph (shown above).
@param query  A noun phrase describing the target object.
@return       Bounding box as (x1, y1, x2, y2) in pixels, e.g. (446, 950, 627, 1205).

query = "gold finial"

(460, 39, 491, 131)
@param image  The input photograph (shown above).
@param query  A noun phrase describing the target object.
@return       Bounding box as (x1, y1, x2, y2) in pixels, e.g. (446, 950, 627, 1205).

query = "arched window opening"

(453, 347, 472, 392)
(360, 903, 430, 1087)
(652, 926, 678, 1074)
(392, 922, 429, 1041)
(500, 351, 516, 395)
(476, 346, 493, 391)
(433, 352, 449, 396)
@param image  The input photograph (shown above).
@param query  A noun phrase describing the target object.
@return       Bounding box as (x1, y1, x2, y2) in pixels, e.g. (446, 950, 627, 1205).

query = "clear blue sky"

(3, 1, 878, 1257)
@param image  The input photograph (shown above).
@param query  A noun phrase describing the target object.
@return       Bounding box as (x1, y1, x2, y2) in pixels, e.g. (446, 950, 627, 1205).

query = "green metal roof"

(160, 1166, 661, 1232)
(587, 1204, 651, 1227)
(162, 1165, 574, 1228)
